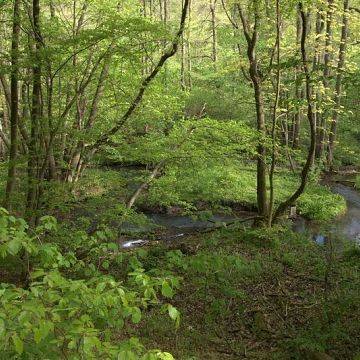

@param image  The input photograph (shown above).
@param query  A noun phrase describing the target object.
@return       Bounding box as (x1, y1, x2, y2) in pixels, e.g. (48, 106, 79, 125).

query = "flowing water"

(293, 182, 360, 244)
(119, 213, 250, 248)
(119, 171, 360, 249)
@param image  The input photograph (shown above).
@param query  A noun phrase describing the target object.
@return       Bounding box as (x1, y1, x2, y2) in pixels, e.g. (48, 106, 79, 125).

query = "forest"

(0, 0, 360, 358)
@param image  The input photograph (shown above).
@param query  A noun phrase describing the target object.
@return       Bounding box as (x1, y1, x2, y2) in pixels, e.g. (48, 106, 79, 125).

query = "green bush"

(0, 209, 179, 359)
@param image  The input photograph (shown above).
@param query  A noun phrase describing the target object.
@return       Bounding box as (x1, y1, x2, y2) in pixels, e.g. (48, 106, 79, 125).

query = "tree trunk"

(273, 2, 316, 221)
(327, 0, 349, 169)
(292, 9, 303, 149)
(4, 0, 21, 211)
(315, 0, 333, 160)
(180, 0, 186, 90)
(187, 0, 192, 89)
(210, 0, 217, 66)
(268, 0, 281, 226)
(312, 10, 324, 164)
(237, 3, 268, 220)
(26, 0, 42, 220)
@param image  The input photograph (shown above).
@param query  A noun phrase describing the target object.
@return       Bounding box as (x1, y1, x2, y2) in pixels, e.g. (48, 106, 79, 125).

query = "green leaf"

(33, 321, 53, 344)
(161, 281, 173, 298)
(7, 239, 21, 256)
(167, 305, 180, 328)
(0, 319, 5, 337)
(131, 307, 141, 324)
(12, 334, 23, 354)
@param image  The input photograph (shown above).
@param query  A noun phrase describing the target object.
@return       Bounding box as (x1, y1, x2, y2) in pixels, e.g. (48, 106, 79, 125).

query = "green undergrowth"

(0, 209, 181, 359)
(69, 165, 346, 225)
(356, 175, 360, 190)
(145, 163, 346, 221)
(134, 226, 360, 359)
(0, 163, 347, 225)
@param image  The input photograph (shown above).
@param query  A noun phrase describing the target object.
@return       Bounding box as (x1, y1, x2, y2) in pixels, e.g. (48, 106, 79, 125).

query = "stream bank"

(120, 179, 360, 249)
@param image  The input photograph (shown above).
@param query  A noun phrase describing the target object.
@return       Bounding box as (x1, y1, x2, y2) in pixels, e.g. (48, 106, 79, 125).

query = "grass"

(134, 227, 360, 359)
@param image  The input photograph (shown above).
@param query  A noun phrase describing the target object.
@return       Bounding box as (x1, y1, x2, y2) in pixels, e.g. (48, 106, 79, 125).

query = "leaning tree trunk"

(4, 0, 21, 211)
(272, 2, 316, 222)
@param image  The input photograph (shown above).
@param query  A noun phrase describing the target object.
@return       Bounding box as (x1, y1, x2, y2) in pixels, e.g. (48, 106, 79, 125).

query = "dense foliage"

(0, 209, 179, 358)
(0, 0, 359, 358)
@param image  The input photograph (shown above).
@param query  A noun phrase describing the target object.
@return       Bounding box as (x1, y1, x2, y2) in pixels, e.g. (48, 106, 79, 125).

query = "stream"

(293, 182, 360, 245)
(120, 178, 360, 249)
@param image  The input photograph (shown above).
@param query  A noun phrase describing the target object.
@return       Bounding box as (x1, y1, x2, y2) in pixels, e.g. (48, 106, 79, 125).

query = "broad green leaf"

(7, 239, 21, 256)
(161, 281, 173, 298)
(12, 334, 23, 354)
(167, 305, 180, 328)
(131, 307, 141, 324)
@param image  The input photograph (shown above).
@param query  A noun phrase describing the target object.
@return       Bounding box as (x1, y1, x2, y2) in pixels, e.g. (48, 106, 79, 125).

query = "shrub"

(0, 209, 178, 359)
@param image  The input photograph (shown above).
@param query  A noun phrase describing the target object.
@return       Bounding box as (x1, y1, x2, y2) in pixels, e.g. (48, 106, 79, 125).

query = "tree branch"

(88, 0, 190, 152)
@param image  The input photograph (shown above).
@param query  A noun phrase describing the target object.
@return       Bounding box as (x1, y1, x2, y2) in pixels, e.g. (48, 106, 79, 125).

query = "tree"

(4, 0, 20, 210)
(327, 0, 350, 168)
(236, 1, 268, 221)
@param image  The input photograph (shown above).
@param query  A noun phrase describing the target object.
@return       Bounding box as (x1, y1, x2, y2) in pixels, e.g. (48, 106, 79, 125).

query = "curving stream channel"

(121, 181, 360, 249)
(293, 183, 360, 244)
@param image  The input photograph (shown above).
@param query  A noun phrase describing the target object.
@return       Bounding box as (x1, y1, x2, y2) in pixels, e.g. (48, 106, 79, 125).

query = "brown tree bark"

(327, 0, 349, 169)
(4, 0, 21, 210)
(237, 2, 268, 220)
(210, 0, 217, 66)
(273, 2, 316, 221)
(268, 0, 281, 226)
(315, 0, 334, 160)
(26, 0, 42, 219)
(292, 9, 302, 149)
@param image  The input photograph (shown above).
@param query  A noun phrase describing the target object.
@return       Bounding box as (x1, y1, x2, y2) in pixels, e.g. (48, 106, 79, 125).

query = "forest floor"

(1, 165, 359, 359)
(136, 226, 360, 360)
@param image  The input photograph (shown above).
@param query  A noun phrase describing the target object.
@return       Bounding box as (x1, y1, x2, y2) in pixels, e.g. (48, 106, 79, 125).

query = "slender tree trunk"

(315, 0, 333, 160)
(237, 3, 268, 220)
(312, 10, 324, 165)
(4, 0, 21, 210)
(180, 1, 186, 90)
(273, 2, 316, 221)
(187, 0, 192, 89)
(90, 0, 190, 151)
(210, 0, 217, 66)
(268, 0, 281, 226)
(292, 9, 302, 149)
(327, 0, 349, 169)
(27, 0, 42, 219)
